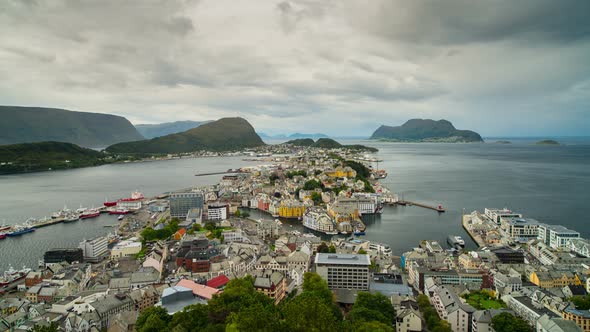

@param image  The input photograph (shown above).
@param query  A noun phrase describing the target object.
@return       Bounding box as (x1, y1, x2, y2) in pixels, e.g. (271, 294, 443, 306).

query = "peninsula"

(370, 119, 483, 142)
(106, 117, 265, 155)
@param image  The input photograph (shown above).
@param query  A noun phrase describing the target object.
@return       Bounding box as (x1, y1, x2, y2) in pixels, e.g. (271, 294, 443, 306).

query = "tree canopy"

(491, 313, 533, 332)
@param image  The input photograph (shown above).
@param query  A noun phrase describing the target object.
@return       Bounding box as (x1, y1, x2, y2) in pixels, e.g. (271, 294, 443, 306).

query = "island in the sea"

(535, 139, 560, 145)
(370, 119, 483, 143)
(285, 138, 378, 152)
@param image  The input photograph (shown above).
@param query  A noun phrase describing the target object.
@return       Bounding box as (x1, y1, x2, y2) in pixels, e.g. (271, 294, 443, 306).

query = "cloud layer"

(1, 0, 589, 136)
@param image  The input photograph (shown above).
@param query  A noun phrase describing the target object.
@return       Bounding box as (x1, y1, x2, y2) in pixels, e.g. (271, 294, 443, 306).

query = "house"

(207, 275, 230, 289)
(395, 307, 422, 332)
(530, 270, 582, 289)
(176, 279, 220, 301)
(90, 293, 134, 329)
(537, 314, 583, 332)
(251, 269, 287, 304)
(130, 267, 160, 289)
(430, 285, 476, 332)
(173, 228, 187, 241)
(562, 309, 590, 332)
(128, 285, 159, 313)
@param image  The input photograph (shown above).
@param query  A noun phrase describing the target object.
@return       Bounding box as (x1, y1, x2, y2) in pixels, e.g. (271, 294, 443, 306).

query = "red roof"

(207, 275, 230, 289)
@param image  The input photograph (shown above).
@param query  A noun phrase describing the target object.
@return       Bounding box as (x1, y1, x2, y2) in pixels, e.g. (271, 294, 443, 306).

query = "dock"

(396, 200, 446, 213)
(30, 218, 64, 228)
(461, 214, 486, 247)
(195, 170, 241, 177)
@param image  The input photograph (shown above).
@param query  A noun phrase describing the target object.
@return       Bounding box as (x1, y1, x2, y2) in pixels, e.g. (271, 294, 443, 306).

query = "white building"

(207, 203, 228, 221)
(79, 237, 108, 263)
(314, 253, 370, 291)
(568, 238, 590, 258)
(302, 208, 336, 234)
(484, 208, 522, 224)
(117, 201, 142, 211)
(501, 218, 541, 241)
(110, 239, 142, 259)
(396, 308, 422, 332)
(221, 229, 245, 243)
(537, 224, 580, 249)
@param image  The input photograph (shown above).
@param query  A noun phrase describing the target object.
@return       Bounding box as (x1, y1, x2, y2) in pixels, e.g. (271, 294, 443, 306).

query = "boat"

(447, 235, 465, 248)
(0, 234, 6, 240)
(51, 205, 71, 219)
(0, 265, 32, 288)
(0, 225, 11, 232)
(109, 208, 130, 215)
(104, 199, 117, 207)
(63, 213, 80, 223)
(325, 231, 339, 235)
(118, 215, 124, 221)
(6, 226, 35, 237)
(80, 209, 100, 220)
(118, 191, 144, 202)
(354, 229, 366, 236)
(76, 205, 87, 214)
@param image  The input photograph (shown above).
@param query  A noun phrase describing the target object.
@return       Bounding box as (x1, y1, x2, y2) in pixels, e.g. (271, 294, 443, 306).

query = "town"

(1, 143, 589, 332)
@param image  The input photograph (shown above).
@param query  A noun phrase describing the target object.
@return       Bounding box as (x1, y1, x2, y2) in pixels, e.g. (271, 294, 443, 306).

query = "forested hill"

(0, 106, 144, 148)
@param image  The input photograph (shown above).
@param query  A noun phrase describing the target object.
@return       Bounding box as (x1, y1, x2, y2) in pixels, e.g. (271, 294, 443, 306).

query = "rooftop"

(315, 253, 370, 266)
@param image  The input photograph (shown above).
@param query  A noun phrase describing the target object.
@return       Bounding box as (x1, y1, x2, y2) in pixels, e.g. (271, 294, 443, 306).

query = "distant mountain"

(106, 117, 265, 154)
(285, 138, 378, 152)
(258, 133, 287, 139)
(135, 120, 211, 139)
(285, 138, 315, 146)
(0, 106, 143, 148)
(288, 133, 329, 139)
(370, 119, 483, 142)
(536, 139, 560, 145)
(0, 141, 109, 174)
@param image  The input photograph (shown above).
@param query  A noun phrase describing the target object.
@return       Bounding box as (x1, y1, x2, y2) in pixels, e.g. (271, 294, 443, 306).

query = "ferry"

(6, 226, 35, 237)
(447, 235, 465, 248)
(80, 209, 100, 220)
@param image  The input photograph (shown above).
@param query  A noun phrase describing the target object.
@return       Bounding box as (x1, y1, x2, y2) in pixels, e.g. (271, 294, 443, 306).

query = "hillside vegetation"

(106, 117, 265, 154)
(285, 138, 378, 152)
(0, 141, 110, 174)
(0, 106, 143, 147)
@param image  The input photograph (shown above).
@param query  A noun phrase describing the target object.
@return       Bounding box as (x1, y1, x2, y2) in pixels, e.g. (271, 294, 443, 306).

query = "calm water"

(1, 140, 589, 271)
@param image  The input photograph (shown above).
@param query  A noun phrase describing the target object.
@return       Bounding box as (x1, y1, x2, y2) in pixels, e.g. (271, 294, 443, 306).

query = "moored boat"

(6, 226, 35, 237)
(0, 225, 11, 232)
(0, 234, 6, 240)
(63, 213, 80, 223)
(109, 208, 130, 215)
(447, 235, 465, 248)
(80, 209, 100, 220)
(354, 229, 366, 236)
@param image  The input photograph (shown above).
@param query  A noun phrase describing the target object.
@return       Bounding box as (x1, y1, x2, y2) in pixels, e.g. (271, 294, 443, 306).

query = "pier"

(194, 170, 241, 177)
(395, 200, 446, 213)
(461, 214, 486, 247)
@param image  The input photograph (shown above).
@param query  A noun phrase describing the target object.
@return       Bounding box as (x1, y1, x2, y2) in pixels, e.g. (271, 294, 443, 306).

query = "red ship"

(80, 209, 100, 219)
(0, 234, 6, 240)
(118, 191, 144, 202)
(108, 209, 130, 215)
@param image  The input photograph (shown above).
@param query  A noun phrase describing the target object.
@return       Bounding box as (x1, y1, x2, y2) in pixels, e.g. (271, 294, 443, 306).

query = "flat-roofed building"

(484, 208, 522, 224)
(537, 224, 580, 249)
(169, 191, 204, 218)
(315, 253, 370, 291)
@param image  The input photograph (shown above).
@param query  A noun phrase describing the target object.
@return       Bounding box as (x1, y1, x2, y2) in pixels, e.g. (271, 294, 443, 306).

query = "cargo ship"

(80, 209, 100, 220)
(6, 226, 35, 237)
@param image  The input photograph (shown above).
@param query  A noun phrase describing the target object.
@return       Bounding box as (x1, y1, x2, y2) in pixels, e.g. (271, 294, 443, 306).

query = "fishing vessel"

(0, 265, 31, 288)
(63, 213, 80, 223)
(80, 209, 100, 220)
(109, 208, 130, 215)
(354, 228, 366, 236)
(6, 226, 35, 237)
(51, 205, 71, 219)
(447, 235, 465, 248)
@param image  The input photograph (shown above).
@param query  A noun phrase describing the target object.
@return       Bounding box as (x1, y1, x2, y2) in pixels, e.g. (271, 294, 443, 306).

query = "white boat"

(447, 235, 465, 248)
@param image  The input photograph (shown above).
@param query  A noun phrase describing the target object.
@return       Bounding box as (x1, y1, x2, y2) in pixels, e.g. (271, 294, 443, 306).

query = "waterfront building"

(79, 237, 108, 263)
(278, 200, 305, 219)
(537, 224, 580, 250)
(302, 208, 336, 234)
(484, 208, 522, 224)
(256, 219, 281, 240)
(169, 191, 204, 218)
(207, 202, 229, 221)
(43, 248, 83, 264)
(501, 217, 541, 242)
(117, 200, 141, 211)
(314, 253, 370, 291)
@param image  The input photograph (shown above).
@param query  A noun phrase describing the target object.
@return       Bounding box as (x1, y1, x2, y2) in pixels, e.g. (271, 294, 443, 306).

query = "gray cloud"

(0, 0, 588, 136)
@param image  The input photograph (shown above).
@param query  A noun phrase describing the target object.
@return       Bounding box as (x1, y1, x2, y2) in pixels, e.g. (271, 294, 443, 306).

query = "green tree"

(353, 320, 394, 332)
(358, 248, 367, 254)
(169, 304, 210, 331)
(136, 307, 171, 332)
(317, 242, 330, 253)
(572, 295, 590, 310)
(328, 244, 336, 253)
(235, 209, 241, 217)
(303, 179, 322, 190)
(351, 292, 395, 324)
(205, 222, 217, 232)
(229, 302, 279, 331)
(283, 293, 340, 332)
(311, 191, 323, 204)
(32, 323, 59, 332)
(491, 313, 532, 332)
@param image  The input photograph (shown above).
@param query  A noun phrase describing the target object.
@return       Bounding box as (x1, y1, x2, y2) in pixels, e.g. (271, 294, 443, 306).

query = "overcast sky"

(1, 0, 589, 137)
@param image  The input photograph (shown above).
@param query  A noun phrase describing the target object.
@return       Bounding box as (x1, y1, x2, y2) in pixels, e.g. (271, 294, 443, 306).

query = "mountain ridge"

(0, 106, 143, 148)
(106, 117, 265, 154)
(135, 120, 212, 139)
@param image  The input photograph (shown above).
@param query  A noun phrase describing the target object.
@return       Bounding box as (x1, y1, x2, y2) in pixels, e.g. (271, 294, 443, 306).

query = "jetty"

(395, 200, 446, 213)
(195, 170, 242, 177)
